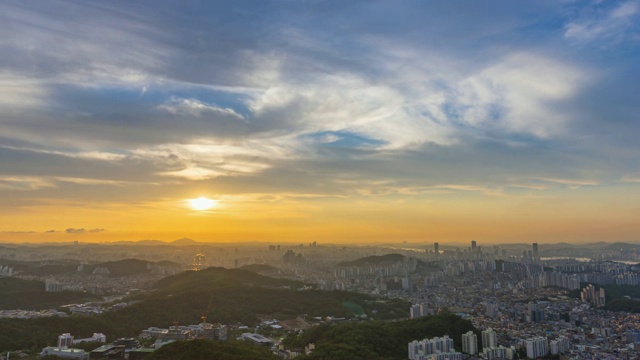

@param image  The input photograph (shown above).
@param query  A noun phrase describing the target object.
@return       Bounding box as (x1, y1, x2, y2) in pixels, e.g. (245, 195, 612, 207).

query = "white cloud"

(564, 1, 640, 42)
(0, 145, 126, 162)
(538, 177, 599, 189)
(0, 74, 47, 110)
(137, 141, 279, 180)
(0, 176, 55, 191)
(158, 98, 244, 119)
(454, 53, 587, 137)
(247, 71, 454, 149)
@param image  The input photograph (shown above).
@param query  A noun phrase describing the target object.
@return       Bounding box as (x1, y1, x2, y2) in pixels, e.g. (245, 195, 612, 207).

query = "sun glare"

(188, 197, 218, 211)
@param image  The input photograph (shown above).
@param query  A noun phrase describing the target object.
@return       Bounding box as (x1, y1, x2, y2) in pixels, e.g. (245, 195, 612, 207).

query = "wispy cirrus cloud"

(565, 1, 640, 43)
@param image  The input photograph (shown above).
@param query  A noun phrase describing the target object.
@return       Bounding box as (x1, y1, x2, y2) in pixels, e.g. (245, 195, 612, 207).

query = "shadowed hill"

(121, 267, 409, 325)
(0, 277, 99, 310)
(238, 264, 278, 273)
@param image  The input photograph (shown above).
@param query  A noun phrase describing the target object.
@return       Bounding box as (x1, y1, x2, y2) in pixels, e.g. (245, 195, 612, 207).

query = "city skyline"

(1, 1, 640, 243)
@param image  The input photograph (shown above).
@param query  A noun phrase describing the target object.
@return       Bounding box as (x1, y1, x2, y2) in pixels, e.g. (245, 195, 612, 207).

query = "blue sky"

(1, 0, 639, 243)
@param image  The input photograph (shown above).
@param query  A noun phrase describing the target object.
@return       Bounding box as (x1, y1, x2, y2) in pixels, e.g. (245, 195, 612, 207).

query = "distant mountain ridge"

(171, 238, 200, 245)
(0, 258, 181, 277)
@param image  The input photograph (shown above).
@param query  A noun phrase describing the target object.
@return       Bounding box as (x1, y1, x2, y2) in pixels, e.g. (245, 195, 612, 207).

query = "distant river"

(540, 257, 591, 262)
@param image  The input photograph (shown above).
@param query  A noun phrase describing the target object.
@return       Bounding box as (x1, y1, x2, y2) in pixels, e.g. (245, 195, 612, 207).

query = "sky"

(1, 0, 640, 244)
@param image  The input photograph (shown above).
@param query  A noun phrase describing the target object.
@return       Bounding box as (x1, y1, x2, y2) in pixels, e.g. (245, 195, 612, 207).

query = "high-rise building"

(410, 304, 425, 319)
(533, 243, 539, 261)
(581, 284, 606, 307)
(408, 335, 457, 360)
(471, 240, 477, 252)
(462, 331, 477, 355)
(434, 242, 439, 256)
(549, 337, 570, 355)
(482, 328, 497, 349)
(526, 337, 548, 359)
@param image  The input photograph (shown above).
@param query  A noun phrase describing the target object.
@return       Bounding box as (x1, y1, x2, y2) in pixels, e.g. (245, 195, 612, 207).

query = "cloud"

(537, 178, 599, 189)
(158, 98, 244, 119)
(65, 228, 105, 234)
(0, 74, 47, 110)
(451, 52, 589, 138)
(0, 176, 55, 191)
(0, 0, 637, 215)
(564, 1, 640, 43)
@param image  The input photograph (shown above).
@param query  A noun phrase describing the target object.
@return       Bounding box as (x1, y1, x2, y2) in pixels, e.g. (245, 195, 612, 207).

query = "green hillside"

(0, 277, 99, 310)
(83, 258, 181, 277)
(283, 313, 479, 360)
(108, 267, 408, 326)
(144, 339, 279, 360)
(0, 267, 409, 353)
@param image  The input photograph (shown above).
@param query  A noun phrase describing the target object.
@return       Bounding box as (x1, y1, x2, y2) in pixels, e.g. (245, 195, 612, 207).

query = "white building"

(427, 353, 463, 360)
(525, 337, 548, 359)
(549, 336, 570, 355)
(482, 328, 498, 349)
(482, 345, 514, 359)
(41, 347, 89, 359)
(410, 303, 425, 319)
(409, 335, 457, 360)
(462, 331, 477, 355)
(58, 333, 74, 348)
(72, 333, 106, 344)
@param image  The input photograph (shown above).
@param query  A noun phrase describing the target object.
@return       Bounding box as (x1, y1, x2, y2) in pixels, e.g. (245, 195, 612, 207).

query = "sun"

(188, 197, 218, 211)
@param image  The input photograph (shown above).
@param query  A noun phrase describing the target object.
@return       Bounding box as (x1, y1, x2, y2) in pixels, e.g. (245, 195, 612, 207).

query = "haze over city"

(1, 1, 640, 244)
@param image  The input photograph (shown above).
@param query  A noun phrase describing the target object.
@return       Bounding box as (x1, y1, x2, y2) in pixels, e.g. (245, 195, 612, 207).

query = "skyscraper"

(482, 328, 498, 349)
(533, 243, 539, 261)
(434, 242, 439, 256)
(471, 240, 477, 252)
(462, 331, 478, 355)
(526, 337, 548, 358)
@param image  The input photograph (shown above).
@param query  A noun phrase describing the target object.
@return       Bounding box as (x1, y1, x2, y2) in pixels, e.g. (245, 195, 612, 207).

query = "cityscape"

(2, 240, 640, 359)
(2, 0, 640, 359)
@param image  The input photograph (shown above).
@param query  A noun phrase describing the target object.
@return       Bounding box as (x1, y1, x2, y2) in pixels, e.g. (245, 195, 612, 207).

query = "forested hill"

(283, 313, 479, 360)
(129, 267, 408, 325)
(0, 277, 99, 310)
(338, 253, 405, 266)
(83, 258, 181, 277)
(151, 266, 302, 292)
(0, 267, 409, 353)
(144, 339, 279, 360)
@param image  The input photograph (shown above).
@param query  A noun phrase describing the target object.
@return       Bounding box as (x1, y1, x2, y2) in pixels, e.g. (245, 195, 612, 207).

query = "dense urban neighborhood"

(3, 240, 640, 359)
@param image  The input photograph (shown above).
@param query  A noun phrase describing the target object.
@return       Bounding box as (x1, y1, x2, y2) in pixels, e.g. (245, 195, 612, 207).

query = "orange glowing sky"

(1, 1, 640, 244)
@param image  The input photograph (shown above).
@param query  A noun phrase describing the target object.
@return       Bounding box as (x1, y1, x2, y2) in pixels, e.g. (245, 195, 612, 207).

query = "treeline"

(283, 313, 479, 360)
